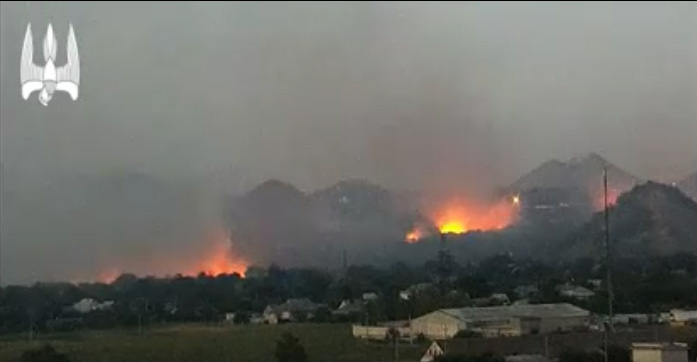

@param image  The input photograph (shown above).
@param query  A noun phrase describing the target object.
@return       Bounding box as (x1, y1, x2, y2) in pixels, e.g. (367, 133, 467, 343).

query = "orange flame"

(404, 195, 520, 242)
(185, 232, 248, 277)
(90, 227, 248, 283)
(433, 197, 519, 235)
(405, 227, 423, 243)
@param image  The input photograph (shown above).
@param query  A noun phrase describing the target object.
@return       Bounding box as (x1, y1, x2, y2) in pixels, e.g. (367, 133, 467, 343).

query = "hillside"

(309, 179, 407, 230)
(511, 153, 640, 192)
(678, 172, 697, 201)
(224, 180, 317, 267)
(566, 182, 697, 258)
(510, 153, 641, 225)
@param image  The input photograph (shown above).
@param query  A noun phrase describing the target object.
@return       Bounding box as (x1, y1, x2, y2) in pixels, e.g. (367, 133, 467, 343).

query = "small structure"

(588, 279, 603, 290)
(491, 293, 511, 305)
(363, 292, 379, 301)
(669, 309, 697, 326)
(557, 284, 595, 301)
(249, 313, 265, 324)
(631, 343, 688, 362)
(263, 298, 321, 324)
(72, 298, 114, 313)
(420, 341, 444, 362)
(505, 355, 553, 362)
(333, 300, 365, 319)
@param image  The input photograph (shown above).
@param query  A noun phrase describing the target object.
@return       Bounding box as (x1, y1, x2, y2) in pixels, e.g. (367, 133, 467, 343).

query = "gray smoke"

(1, 2, 695, 284)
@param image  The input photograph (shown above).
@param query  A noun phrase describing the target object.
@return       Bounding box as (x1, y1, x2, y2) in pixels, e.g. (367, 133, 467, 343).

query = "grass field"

(3, 324, 694, 362)
(0, 323, 427, 362)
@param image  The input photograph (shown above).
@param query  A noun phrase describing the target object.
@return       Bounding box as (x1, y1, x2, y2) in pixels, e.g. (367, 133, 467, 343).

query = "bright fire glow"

(405, 228, 423, 243)
(90, 227, 248, 283)
(431, 197, 520, 235)
(186, 232, 248, 277)
(592, 188, 622, 211)
(439, 220, 467, 234)
(513, 195, 520, 205)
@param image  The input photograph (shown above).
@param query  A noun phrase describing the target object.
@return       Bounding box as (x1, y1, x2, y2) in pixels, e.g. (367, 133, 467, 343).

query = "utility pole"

(28, 313, 34, 342)
(603, 167, 614, 362)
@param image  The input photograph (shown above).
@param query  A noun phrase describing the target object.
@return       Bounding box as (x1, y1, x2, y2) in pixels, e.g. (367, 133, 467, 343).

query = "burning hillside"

(405, 195, 520, 242)
(92, 227, 248, 283)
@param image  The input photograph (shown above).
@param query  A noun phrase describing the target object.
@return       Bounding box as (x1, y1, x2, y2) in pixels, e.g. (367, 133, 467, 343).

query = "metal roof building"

(411, 303, 590, 339)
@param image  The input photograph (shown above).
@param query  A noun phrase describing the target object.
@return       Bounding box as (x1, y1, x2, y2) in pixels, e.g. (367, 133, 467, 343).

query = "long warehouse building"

(411, 303, 590, 339)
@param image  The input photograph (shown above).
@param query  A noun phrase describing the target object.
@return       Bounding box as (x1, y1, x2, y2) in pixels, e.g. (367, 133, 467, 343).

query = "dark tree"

(275, 332, 308, 362)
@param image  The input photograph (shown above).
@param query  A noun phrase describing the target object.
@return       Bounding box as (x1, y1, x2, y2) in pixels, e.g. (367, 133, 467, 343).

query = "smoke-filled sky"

(1, 2, 696, 284)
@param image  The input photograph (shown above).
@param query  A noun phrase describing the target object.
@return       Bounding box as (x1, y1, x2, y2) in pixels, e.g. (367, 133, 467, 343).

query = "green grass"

(0, 324, 426, 362)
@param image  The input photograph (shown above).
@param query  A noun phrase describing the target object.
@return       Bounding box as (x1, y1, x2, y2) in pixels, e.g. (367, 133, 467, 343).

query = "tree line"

(1, 253, 695, 335)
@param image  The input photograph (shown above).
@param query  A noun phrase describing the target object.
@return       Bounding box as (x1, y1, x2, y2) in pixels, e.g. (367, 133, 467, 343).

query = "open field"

(0, 323, 426, 362)
(2, 324, 695, 362)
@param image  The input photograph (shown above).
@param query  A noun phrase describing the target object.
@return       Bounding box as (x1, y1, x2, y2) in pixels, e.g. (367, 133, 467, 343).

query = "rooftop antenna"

(603, 167, 614, 362)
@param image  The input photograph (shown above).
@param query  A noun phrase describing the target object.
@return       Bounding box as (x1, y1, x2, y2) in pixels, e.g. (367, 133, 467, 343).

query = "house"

(363, 292, 379, 301)
(669, 309, 697, 326)
(557, 284, 595, 300)
(333, 300, 365, 318)
(263, 298, 321, 324)
(588, 279, 603, 290)
(631, 343, 688, 362)
(249, 313, 265, 324)
(410, 303, 590, 339)
(72, 298, 114, 313)
(490, 293, 511, 305)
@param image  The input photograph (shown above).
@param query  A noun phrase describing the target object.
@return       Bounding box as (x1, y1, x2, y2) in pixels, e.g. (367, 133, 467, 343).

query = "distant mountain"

(566, 182, 697, 258)
(309, 179, 407, 230)
(511, 153, 639, 193)
(510, 153, 641, 225)
(678, 172, 697, 201)
(224, 179, 415, 268)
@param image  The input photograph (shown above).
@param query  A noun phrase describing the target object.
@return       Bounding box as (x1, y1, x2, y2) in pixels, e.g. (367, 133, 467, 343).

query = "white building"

(558, 284, 595, 300)
(410, 303, 590, 339)
(363, 292, 379, 301)
(72, 298, 114, 313)
(669, 309, 697, 326)
(632, 343, 688, 362)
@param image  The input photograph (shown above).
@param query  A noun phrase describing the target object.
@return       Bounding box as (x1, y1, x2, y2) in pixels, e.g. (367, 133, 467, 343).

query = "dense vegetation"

(2, 252, 695, 336)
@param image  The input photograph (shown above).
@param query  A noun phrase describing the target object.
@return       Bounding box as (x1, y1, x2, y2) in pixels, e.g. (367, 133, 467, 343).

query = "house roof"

(632, 343, 688, 351)
(506, 355, 553, 362)
(334, 300, 364, 314)
(559, 285, 594, 295)
(436, 303, 589, 322)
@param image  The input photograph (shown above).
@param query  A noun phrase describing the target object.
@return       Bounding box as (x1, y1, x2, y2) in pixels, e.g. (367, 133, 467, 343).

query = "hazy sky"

(1, 2, 696, 283)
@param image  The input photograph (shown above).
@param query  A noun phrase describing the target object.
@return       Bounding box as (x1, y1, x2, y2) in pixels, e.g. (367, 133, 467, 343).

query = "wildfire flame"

(91, 227, 248, 283)
(405, 195, 520, 241)
(186, 231, 248, 277)
(405, 228, 423, 243)
(592, 187, 621, 211)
